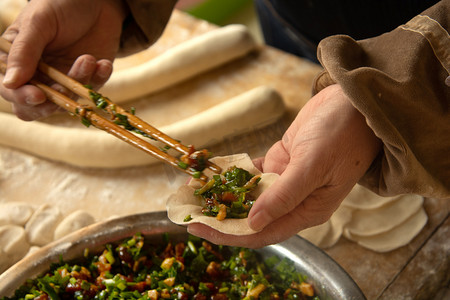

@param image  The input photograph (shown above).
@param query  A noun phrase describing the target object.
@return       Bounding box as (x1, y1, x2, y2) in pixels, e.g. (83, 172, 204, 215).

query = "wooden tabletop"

(0, 10, 448, 299)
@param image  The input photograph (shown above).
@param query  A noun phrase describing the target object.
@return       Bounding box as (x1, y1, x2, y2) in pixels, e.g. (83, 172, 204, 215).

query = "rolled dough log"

(54, 210, 95, 240)
(0, 99, 12, 113)
(0, 86, 284, 168)
(100, 24, 258, 102)
(0, 202, 35, 226)
(0, 0, 26, 33)
(25, 204, 62, 246)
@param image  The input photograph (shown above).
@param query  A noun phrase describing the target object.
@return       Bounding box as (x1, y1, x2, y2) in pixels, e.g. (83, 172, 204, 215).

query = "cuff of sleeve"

(119, 0, 177, 56)
(314, 18, 450, 198)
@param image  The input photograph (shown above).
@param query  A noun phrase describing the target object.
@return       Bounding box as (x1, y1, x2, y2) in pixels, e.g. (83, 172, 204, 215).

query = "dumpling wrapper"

(344, 194, 423, 237)
(341, 184, 400, 210)
(299, 205, 353, 249)
(343, 207, 428, 253)
(166, 153, 279, 235)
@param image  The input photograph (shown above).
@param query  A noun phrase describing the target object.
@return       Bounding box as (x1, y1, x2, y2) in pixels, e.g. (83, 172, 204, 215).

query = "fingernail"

(248, 210, 268, 232)
(25, 95, 38, 105)
(3, 67, 19, 86)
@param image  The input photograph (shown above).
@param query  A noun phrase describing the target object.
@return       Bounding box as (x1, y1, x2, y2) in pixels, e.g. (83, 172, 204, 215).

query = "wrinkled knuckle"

(268, 188, 298, 218)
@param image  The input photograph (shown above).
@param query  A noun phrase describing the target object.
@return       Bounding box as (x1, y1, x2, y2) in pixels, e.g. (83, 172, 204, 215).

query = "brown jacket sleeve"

(119, 0, 178, 56)
(314, 0, 450, 198)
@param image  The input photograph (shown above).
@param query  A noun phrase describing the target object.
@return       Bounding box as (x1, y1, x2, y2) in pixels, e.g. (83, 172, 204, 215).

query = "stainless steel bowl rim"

(0, 211, 366, 299)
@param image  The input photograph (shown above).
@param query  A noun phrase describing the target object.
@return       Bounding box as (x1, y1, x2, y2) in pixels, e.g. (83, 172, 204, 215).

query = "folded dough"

(25, 204, 62, 246)
(0, 225, 30, 273)
(54, 210, 95, 240)
(0, 202, 35, 226)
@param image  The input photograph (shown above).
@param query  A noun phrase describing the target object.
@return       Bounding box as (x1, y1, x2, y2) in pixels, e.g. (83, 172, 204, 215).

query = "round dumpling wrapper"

(343, 207, 428, 253)
(166, 153, 279, 235)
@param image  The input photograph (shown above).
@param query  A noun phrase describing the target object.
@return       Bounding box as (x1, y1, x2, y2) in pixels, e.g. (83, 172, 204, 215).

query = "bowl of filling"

(0, 211, 365, 300)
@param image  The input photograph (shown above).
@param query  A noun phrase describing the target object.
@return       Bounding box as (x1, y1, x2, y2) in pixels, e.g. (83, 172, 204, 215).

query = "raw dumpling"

(54, 210, 96, 240)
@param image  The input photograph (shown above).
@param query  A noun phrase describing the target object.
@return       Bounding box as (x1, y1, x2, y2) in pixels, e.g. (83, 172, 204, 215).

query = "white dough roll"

(100, 24, 258, 102)
(0, 86, 285, 168)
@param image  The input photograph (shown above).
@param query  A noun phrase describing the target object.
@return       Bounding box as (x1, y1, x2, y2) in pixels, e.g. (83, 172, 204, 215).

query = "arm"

(315, 0, 450, 197)
(189, 0, 449, 248)
(188, 84, 382, 248)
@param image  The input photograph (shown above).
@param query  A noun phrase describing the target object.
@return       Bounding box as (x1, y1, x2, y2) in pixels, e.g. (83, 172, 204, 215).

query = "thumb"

(247, 162, 316, 231)
(2, 21, 53, 88)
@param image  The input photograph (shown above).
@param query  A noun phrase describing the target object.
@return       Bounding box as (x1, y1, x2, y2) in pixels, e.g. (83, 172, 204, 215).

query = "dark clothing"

(254, 0, 440, 63)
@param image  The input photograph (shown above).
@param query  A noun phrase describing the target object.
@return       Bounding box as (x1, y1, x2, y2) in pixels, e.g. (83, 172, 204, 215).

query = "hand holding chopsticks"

(0, 37, 221, 180)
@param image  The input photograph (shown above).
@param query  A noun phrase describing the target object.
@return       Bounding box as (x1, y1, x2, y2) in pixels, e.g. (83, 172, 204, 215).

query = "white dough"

(0, 86, 284, 168)
(25, 246, 41, 257)
(297, 184, 426, 251)
(25, 204, 62, 246)
(344, 194, 423, 236)
(0, 0, 26, 33)
(0, 225, 30, 272)
(299, 205, 353, 248)
(0, 202, 35, 226)
(100, 24, 258, 102)
(298, 220, 332, 247)
(0, 99, 12, 113)
(0, 249, 9, 274)
(341, 184, 400, 209)
(54, 210, 95, 240)
(344, 208, 428, 253)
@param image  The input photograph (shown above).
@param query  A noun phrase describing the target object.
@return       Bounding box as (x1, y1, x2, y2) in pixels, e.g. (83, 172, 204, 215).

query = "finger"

(259, 140, 290, 174)
(187, 223, 275, 249)
(252, 157, 264, 172)
(0, 81, 46, 106)
(188, 187, 345, 248)
(66, 55, 98, 84)
(91, 59, 113, 90)
(2, 25, 51, 89)
(47, 55, 99, 99)
(12, 101, 59, 121)
(187, 203, 311, 248)
(247, 161, 317, 231)
(2, 0, 59, 89)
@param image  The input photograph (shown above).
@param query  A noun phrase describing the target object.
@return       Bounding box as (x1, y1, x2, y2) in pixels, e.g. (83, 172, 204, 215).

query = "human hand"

(188, 84, 382, 248)
(0, 0, 127, 120)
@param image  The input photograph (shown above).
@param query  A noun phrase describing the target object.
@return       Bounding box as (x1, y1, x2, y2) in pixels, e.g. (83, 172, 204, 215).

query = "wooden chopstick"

(0, 37, 222, 179)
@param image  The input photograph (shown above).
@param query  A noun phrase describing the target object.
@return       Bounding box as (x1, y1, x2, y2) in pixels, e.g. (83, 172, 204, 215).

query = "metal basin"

(0, 211, 366, 299)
